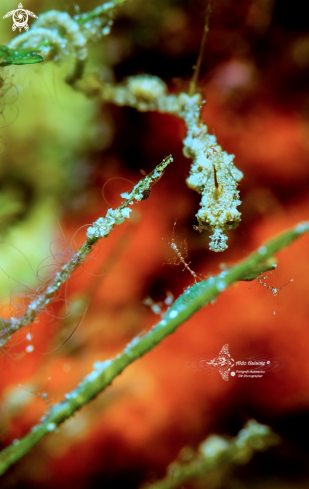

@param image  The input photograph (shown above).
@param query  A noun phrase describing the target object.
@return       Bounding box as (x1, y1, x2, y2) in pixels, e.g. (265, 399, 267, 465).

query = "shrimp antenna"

(189, 2, 211, 96)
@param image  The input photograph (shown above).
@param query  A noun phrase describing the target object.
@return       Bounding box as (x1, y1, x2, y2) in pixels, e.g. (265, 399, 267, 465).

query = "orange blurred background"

(1, 0, 309, 487)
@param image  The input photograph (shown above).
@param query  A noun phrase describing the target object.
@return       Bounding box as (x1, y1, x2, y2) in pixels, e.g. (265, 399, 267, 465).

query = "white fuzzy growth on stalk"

(79, 18, 114, 42)
(8, 28, 66, 59)
(199, 435, 230, 458)
(8, 9, 113, 63)
(86, 207, 132, 239)
(0, 157, 171, 349)
(87, 156, 172, 239)
(8, 12, 87, 62)
(127, 75, 167, 100)
(98, 77, 243, 252)
(181, 93, 243, 252)
(34, 11, 87, 60)
(100, 76, 169, 111)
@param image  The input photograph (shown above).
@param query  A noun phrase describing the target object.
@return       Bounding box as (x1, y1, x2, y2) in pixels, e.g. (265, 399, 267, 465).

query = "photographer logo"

(3, 3, 38, 32)
(189, 344, 283, 382)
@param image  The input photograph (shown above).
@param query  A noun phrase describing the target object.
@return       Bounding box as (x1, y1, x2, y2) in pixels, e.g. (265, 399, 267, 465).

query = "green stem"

(75, 0, 128, 25)
(0, 156, 172, 347)
(0, 222, 308, 476)
(144, 420, 280, 489)
(188, 3, 211, 97)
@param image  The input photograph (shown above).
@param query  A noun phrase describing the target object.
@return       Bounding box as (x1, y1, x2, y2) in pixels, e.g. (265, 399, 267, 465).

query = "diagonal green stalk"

(75, 0, 128, 25)
(0, 156, 173, 347)
(144, 420, 280, 489)
(0, 221, 308, 476)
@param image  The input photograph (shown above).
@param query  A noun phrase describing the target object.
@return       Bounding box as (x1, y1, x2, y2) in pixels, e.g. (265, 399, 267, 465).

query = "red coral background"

(1, 0, 309, 487)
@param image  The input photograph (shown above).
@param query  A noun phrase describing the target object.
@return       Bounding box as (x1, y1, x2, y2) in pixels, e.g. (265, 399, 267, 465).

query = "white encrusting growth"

(151, 420, 279, 489)
(86, 157, 170, 239)
(199, 435, 230, 458)
(7, 4, 117, 81)
(182, 94, 243, 252)
(86, 208, 131, 239)
(97, 76, 243, 251)
(35, 11, 88, 60)
(127, 75, 167, 100)
(8, 28, 66, 59)
(0, 157, 171, 348)
(8, 11, 87, 62)
(93, 360, 112, 371)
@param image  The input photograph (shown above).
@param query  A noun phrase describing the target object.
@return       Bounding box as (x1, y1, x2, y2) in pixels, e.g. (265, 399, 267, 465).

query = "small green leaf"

(0, 46, 43, 66)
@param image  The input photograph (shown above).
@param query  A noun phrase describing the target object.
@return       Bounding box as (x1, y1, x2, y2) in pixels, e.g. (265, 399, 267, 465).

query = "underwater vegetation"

(1, 0, 309, 487)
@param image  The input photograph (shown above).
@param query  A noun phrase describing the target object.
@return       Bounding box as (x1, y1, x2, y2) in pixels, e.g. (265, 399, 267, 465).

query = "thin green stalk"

(188, 3, 211, 96)
(0, 156, 173, 347)
(75, 0, 128, 25)
(143, 420, 280, 489)
(0, 221, 308, 476)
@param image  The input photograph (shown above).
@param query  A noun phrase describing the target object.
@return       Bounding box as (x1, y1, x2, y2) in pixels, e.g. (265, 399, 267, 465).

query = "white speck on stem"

(46, 422, 56, 432)
(169, 310, 178, 319)
(216, 281, 226, 292)
(86, 370, 99, 382)
(258, 246, 267, 255)
(295, 222, 309, 234)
